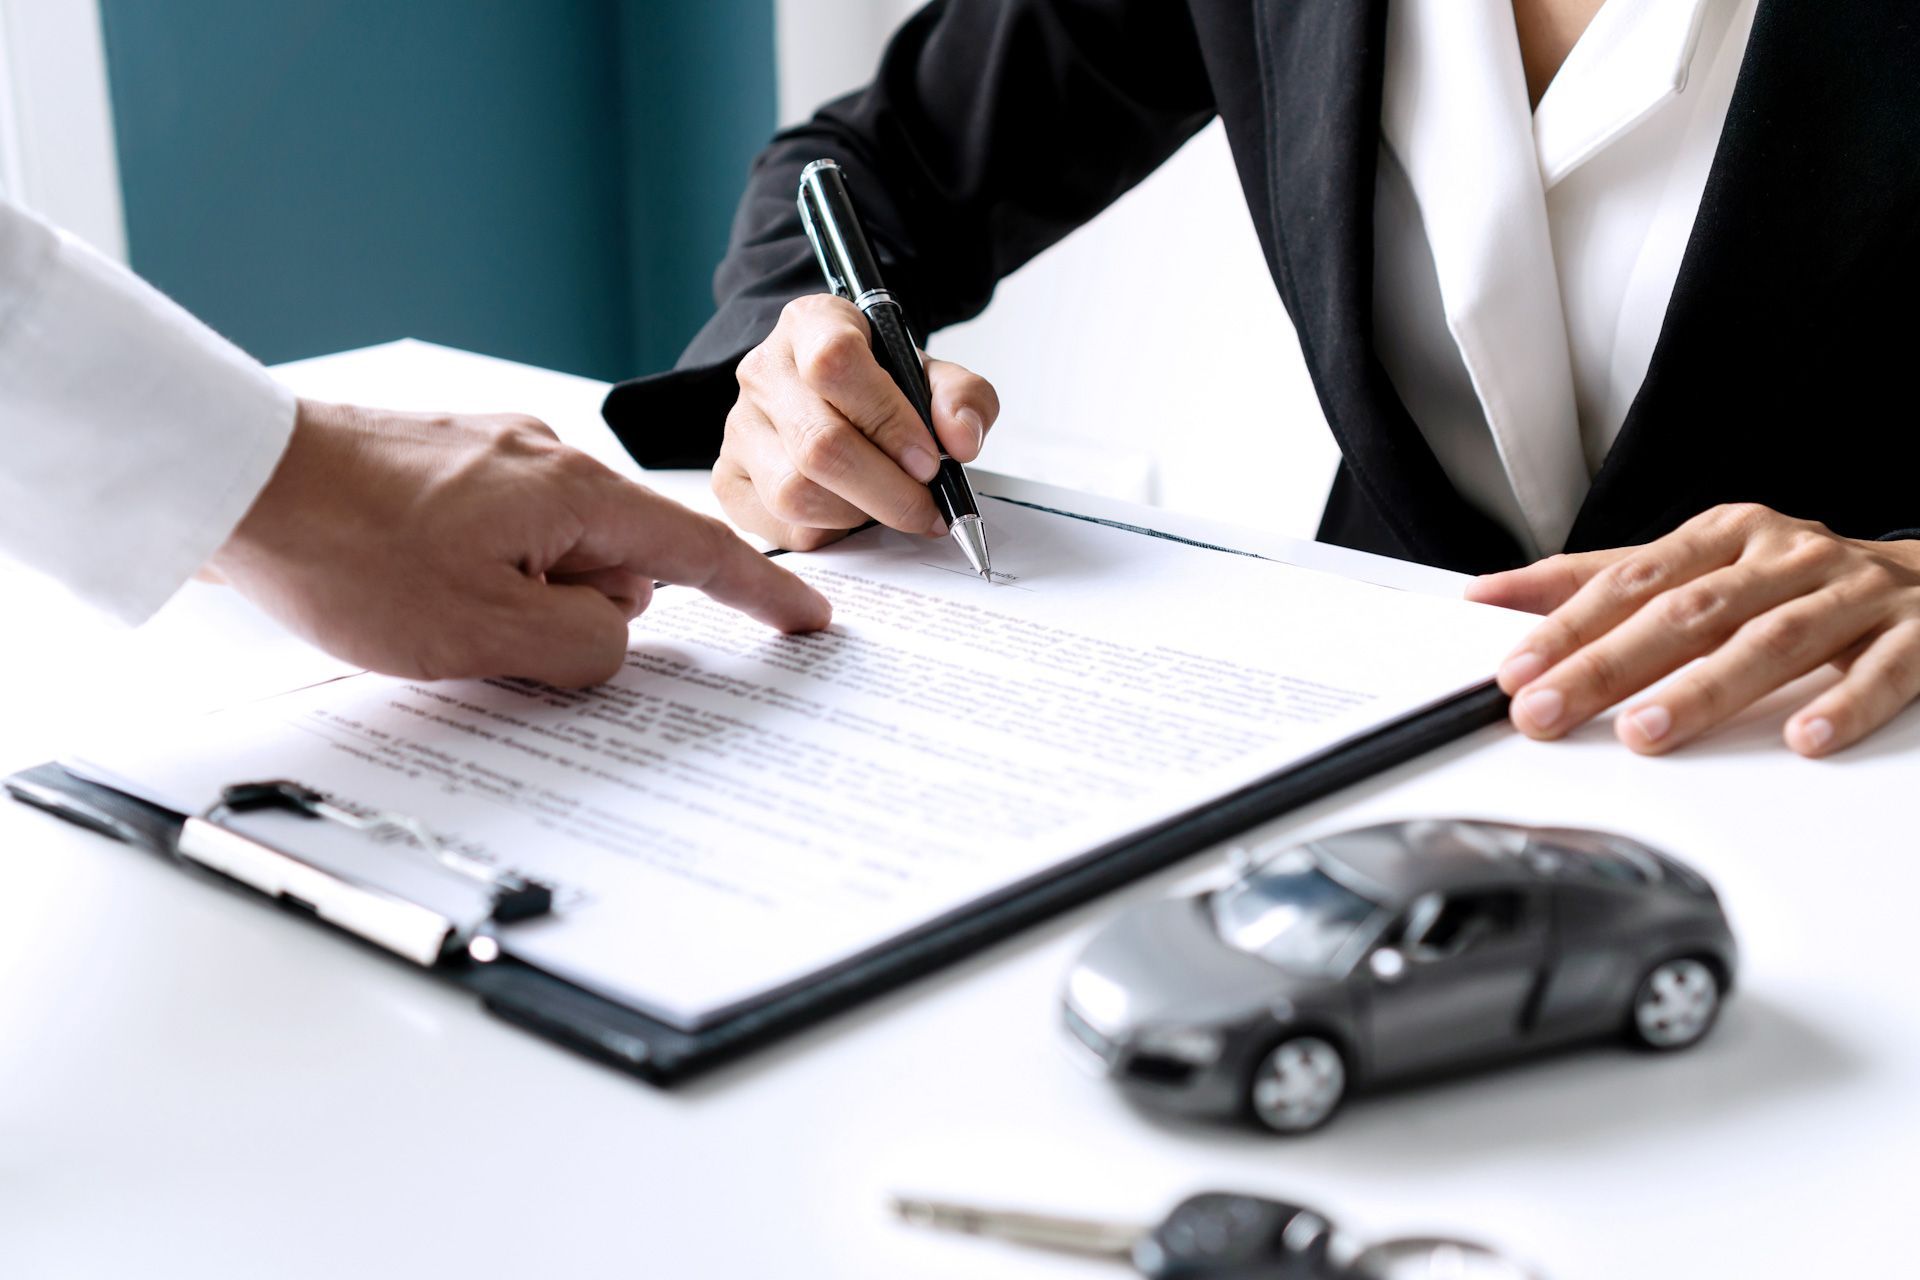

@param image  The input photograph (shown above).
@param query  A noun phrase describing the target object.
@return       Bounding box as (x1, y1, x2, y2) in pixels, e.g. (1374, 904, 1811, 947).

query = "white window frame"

(0, 0, 125, 260)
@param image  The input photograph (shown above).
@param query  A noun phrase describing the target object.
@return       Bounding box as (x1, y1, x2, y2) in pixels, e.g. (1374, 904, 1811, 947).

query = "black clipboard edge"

(5, 681, 1507, 1086)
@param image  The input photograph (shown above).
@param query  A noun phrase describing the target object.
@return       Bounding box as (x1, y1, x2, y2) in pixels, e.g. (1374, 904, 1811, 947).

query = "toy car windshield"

(1207, 849, 1386, 975)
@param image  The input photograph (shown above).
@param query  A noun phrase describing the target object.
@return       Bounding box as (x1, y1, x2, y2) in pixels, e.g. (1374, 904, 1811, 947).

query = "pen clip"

(798, 187, 853, 301)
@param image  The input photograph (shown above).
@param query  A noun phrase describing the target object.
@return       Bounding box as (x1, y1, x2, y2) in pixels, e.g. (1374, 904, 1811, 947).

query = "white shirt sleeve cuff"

(0, 206, 297, 625)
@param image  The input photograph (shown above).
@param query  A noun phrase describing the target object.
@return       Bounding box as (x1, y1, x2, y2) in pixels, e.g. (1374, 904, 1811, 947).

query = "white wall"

(772, 0, 1339, 539)
(0, 1, 22, 199)
(0, 0, 125, 259)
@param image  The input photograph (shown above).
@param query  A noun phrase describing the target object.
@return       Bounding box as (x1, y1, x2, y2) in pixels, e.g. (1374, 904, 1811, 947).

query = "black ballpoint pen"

(797, 158, 993, 580)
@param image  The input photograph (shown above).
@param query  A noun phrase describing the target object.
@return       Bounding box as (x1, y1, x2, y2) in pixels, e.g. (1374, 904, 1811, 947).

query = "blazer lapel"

(1565, 0, 1900, 552)
(1252, 0, 1526, 571)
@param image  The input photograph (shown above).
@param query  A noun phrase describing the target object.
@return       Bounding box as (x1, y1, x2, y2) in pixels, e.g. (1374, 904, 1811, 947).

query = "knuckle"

(978, 377, 1002, 422)
(487, 413, 551, 444)
(778, 294, 822, 330)
(792, 416, 855, 480)
(798, 328, 867, 388)
(720, 399, 765, 449)
(932, 362, 1001, 426)
(554, 445, 605, 483)
(735, 341, 775, 390)
(1529, 614, 1579, 656)
(711, 460, 749, 508)
(769, 469, 831, 524)
(1745, 609, 1816, 665)
(1674, 669, 1729, 721)
(1603, 555, 1666, 600)
(483, 416, 531, 450)
(1714, 502, 1772, 536)
(941, 364, 992, 402)
(1877, 643, 1920, 698)
(488, 420, 565, 470)
(1571, 645, 1629, 701)
(1657, 583, 1726, 634)
(711, 457, 762, 521)
(1778, 529, 1847, 575)
(785, 292, 848, 323)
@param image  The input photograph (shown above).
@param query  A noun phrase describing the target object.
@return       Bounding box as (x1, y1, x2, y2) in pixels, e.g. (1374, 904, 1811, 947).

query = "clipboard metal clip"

(176, 780, 552, 967)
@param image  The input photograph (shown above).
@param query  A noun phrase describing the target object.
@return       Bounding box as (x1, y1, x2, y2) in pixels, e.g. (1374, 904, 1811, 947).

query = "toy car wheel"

(1247, 1035, 1346, 1134)
(1628, 957, 1722, 1050)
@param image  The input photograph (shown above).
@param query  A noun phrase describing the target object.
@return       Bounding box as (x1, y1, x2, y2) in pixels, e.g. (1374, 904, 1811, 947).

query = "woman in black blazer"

(602, 0, 1920, 757)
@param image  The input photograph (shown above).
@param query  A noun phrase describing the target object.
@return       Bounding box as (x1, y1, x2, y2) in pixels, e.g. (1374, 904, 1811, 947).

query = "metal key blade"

(892, 1196, 1140, 1260)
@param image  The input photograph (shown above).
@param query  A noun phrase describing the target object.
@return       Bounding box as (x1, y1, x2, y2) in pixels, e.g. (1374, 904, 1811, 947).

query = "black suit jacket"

(602, 0, 1919, 573)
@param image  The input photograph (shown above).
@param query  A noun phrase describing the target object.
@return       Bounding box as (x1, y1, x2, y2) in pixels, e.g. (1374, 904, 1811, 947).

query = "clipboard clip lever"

(175, 779, 552, 967)
(215, 781, 554, 923)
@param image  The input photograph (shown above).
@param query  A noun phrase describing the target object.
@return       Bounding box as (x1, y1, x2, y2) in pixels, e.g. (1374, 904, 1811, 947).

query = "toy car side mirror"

(1369, 947, 1407, 984)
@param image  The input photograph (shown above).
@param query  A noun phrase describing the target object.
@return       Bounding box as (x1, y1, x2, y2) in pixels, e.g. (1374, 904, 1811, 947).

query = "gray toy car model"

(1062, 819, 1736, 1134)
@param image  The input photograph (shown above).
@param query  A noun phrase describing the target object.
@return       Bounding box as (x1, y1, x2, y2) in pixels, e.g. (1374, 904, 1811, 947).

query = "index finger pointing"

(593, 481, 832, 633)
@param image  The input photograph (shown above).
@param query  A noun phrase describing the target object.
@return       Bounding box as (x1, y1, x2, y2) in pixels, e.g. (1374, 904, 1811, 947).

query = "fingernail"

(1498, 649, 1547, 689)
(902, 444, 939, 482)
(1626, 703, 1672, 745)
(956, 407, 985, 455)
(1516, 687, 1564, 733)
(927, 511, 950, 537)
(1793, 716, 1835, 754)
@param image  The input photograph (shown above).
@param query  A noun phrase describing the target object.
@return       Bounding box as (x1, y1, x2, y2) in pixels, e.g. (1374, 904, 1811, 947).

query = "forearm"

(0, 199, 294, 623)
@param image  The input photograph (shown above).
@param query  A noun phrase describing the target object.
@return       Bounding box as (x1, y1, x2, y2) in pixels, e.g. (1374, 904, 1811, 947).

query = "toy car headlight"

(1066, 967, 1130, 1034)
(1134, 1025, 1225, 1064)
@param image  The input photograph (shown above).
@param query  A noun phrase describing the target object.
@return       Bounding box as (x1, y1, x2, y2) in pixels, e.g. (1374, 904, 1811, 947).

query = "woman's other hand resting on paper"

(713, 294, 1001, 549)
(202, 399, 831, 686)
(1468, 504, 1920, 757)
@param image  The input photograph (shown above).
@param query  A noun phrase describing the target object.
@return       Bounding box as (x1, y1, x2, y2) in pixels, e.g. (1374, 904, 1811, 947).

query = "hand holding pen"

(709, 163, 1001, 570)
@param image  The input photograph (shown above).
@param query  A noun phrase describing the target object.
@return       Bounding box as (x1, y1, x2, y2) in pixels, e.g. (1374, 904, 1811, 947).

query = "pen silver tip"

(950, 514, 992, 581)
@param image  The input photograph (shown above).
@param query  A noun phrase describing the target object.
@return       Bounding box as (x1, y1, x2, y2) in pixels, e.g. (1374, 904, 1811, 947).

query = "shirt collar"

(1533, 0, 1718, 187)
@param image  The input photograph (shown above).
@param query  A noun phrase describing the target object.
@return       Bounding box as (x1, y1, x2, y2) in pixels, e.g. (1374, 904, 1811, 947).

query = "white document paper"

(68, 498, 1533, 1029)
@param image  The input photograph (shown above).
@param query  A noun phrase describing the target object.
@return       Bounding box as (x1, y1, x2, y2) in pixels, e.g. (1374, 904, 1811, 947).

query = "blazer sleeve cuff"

(600, 353, 745, 470)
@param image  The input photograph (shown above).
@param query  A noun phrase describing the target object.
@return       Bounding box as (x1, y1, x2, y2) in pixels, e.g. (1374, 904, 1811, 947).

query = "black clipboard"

(3, 503, 1510, 1086)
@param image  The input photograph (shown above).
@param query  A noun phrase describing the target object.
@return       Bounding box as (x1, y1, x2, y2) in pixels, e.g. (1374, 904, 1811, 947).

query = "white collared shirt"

(0, 198, 294, 623)
(1373, 0, 1760, 557)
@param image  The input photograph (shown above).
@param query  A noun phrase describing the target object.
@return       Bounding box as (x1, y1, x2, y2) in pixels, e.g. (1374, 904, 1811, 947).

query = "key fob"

(1131, 1193, 1336, 1280)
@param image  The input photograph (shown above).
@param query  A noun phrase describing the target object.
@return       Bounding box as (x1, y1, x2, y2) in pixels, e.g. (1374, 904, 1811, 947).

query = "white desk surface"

(1, 341, 1910, 1278)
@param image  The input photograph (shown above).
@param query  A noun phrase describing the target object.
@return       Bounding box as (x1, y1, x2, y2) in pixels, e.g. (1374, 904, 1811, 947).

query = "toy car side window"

(1400, 890, 1527, 961)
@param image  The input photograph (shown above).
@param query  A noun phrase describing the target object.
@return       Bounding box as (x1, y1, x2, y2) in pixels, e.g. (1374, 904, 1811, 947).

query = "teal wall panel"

(97, 1, 777, 381)
(616, 4, 778, 377)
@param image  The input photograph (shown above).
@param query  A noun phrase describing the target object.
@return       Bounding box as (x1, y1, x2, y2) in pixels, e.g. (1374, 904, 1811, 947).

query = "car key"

(893, 1192, 1543, 1280)
(892, 1191, 1336, 1279)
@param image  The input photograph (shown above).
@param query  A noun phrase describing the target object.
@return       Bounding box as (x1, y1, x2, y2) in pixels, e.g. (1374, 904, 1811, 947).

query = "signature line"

(919, 563, 1036, 591)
